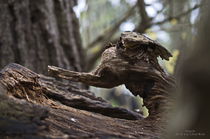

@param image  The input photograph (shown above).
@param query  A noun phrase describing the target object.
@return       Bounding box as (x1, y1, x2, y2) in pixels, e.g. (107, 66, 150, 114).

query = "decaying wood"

(0, 63, 143, 138)
(0, 63, 143, 120)
(0, 63, 163, 139)
(48, 32, 175, 117)
(0, 32, 175, 138)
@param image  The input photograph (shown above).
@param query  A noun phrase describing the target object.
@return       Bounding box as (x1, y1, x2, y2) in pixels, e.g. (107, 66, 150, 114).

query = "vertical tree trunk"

(172, 0, 190, 77)
(0, 0, 85, 74)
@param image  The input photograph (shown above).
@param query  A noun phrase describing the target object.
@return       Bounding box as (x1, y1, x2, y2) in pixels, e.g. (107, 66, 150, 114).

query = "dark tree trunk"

(0, 0, 85, 74)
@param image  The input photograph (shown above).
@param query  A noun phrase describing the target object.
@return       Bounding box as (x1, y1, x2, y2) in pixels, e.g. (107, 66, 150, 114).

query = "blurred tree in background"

(167, 1, 210, 138)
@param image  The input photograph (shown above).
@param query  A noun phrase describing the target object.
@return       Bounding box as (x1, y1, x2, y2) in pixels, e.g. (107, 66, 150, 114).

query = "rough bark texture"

(46, 32, 176, 138)
(49, 32, 175, 117)
(0, 0, 176, 137)
(0, 0, 84, 74)
(0, 33, 175, 139)
(0, 63, 162, 139)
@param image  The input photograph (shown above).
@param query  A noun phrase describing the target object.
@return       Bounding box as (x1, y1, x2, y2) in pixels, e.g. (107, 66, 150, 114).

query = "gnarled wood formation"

(0, 33, 175, 138)
(48, 32, 176, 118)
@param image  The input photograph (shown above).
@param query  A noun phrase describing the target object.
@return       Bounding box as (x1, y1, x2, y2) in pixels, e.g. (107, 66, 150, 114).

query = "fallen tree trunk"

(0, 63, 160, 139)
(0, 32, 176, 139)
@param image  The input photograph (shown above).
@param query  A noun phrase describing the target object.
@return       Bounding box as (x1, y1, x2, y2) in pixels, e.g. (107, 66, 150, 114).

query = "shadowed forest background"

(0, 0, 210, 138)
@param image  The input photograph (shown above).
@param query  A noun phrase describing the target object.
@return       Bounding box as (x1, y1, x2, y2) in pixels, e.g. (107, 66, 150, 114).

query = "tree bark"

(0, 1, 177, 138)
(0, 63, 162, 139)
(0, 31, 175, 138)
(0, 0, 85, 74)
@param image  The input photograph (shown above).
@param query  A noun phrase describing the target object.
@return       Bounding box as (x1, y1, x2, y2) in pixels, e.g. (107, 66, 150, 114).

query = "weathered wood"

(48, 32, 175, 117)
(0, 63, 143, 120)
(0, 63, 161, 139)
(0, 94, 48, 138)
(0, 32, 175, 138)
